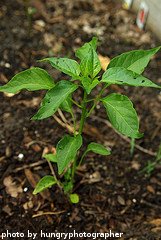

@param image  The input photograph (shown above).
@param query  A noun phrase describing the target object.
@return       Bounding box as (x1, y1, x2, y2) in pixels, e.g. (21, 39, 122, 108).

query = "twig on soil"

(47, 161, 57, 179)
(141, 199, 161, 210)
(26, 140, 50, 148)
(32, 210, 65, 218)
(13, 160, 46, 173)
(47, 160, 62, 191)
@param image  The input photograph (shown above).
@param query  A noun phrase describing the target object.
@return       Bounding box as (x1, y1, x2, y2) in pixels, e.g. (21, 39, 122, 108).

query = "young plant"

(142, 144, 161, 176)
(0, 38, 160, 203)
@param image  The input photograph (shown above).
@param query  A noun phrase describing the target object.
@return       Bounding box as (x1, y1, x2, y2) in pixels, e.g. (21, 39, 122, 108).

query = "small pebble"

(18, 153, 24, 161)
(5, 63, 11, 68)
(24, 187, 28, 192)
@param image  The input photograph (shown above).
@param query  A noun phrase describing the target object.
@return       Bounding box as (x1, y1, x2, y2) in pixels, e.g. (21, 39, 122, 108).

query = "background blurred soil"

(0, 1, 161, 239)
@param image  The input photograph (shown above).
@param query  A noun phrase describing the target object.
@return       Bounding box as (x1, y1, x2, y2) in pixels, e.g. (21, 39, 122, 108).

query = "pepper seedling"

(0, 38, 160, 203)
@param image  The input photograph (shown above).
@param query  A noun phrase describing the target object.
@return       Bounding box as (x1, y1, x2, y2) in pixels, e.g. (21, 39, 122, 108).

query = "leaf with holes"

(108, 47, 161, 74)
(102, 93, 143, 138)
(101, 67, 161, 88)
(0, 67, 54, 94)
(32, 80, 77, 120)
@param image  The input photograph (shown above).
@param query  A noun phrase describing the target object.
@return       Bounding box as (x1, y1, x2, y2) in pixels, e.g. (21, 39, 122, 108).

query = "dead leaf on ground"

(98, 54, 110, 71)
(3, 176, 23, 198)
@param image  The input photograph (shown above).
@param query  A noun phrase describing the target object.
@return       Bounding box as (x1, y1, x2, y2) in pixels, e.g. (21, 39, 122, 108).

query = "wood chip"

(117, 195, 126, 206)
(147, 185, 155, 194)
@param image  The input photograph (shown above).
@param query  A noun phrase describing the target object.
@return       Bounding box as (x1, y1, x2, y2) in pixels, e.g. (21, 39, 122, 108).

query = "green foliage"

(101, 67, 160, 88)
(108, 47, 161, 74)
(32, 80, 77, 120)
(0, 67, 54, 93)
(86, 142, 111, 155)
(76, 37, 101, 79)
(56, 134, 82, 174)
(41, 58, 80, 79)
(1, 37, 160, 203)
(142, 144, 161, 176)
(70, 193, 79, 204)
(60, 95, 72, 113)
(43, 153, 57, 163)
(33, 176, 56, 194)
(102, 94, 142, 138)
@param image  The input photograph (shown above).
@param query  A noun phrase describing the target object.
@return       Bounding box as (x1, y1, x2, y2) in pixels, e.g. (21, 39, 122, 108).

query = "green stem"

(87, 83, 109, 117)
(78, 151, 87, 167)
(72, 99, 82, 108)
(71, 90, 88, 186)
(79, 91, 88, 134)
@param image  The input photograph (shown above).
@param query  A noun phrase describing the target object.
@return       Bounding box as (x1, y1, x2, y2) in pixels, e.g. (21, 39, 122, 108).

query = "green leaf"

(69, 193, 79, 204)
(60, 95, 72, 113)
(101, 67, 161, 88)
(40, 57, 80, 78)
(32, 80, 77, 120)
(102, 93, 142, 138)
(43, 153, 57, 163)
(57, 134, 82, 174)
(86, 142, 111, 155)
(75, 37, 98, 60)
(108, 47, 161, 74)
(75, 37, 101, 79)
(33, 175, 56, 194)
(63, 181, 73, 193)
(80, 76, 99, 94)
(80, 49, 101, 79)
(0, 67, 54, 94)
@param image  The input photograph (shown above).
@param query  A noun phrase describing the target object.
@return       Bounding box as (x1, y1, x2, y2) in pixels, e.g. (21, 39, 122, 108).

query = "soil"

(0, 1, 161, 239)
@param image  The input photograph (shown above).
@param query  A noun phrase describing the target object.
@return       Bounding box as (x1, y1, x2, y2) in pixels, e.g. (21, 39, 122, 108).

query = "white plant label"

(136, 1, 149, 30)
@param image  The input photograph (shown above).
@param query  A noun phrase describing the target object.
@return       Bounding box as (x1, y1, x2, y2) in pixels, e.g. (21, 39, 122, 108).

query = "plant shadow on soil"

(0, 1, 161, 239)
